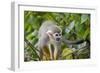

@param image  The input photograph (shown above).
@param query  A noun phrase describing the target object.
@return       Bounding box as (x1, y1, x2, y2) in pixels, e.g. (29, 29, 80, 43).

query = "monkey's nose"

(56, 38, 60, 41)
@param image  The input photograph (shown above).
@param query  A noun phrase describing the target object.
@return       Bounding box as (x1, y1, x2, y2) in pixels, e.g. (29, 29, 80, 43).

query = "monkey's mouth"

(56, 38, 61, 41)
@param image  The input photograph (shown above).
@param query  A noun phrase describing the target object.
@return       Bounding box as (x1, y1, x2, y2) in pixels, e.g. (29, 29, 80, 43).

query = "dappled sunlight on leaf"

(81, 14, 89, 24)
(62, 48, 74, 59)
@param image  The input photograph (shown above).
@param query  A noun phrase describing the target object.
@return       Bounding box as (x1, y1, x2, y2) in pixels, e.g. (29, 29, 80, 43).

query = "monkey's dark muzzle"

(56, 38, 61, 41)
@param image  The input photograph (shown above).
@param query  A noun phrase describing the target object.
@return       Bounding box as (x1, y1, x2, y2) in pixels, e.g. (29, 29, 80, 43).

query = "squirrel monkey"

(35, 20, 62, 60)
(35, 20, 84, 60)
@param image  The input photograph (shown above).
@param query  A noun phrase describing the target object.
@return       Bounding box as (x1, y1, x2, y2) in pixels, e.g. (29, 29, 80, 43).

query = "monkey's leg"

(53, 47, 58, 60)
(57, 49, 62, 60)
(54, 45, 62, 60)
(48, 44, 54, 60)
(50, 44, 55, 60)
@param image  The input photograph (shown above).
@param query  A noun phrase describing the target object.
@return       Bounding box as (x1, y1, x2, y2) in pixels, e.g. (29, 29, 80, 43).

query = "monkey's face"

(46, 30, 62, 44)
(53, 32, 62, 42)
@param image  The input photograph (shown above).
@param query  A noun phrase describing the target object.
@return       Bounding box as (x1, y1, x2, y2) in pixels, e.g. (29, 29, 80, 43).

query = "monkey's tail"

(62, 37, 84, 45)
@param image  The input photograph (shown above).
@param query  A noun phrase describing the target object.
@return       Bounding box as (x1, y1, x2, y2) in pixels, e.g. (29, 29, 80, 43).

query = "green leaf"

(62, 48, 73, 59)
(83, 28, 90, 40)
(65, 21, 75, 33)
(81, 14, 89, 24)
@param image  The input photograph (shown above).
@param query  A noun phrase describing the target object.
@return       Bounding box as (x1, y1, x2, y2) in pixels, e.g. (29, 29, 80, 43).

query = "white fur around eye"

(54, 33, 62, 37)
(53, 33, 58, 36)
(55, 33, 59, 36)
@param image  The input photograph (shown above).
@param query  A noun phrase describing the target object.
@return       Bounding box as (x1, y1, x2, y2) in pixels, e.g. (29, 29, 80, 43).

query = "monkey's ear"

(46, 30, 53, 36)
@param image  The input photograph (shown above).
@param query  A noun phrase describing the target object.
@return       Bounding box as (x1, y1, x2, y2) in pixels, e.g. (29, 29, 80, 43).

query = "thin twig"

(24, 38, 41, 60)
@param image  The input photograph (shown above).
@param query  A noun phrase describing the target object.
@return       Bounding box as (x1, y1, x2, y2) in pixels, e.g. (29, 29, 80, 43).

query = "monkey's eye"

(59, 33, 61, 36)
(55, 33, 59, 36)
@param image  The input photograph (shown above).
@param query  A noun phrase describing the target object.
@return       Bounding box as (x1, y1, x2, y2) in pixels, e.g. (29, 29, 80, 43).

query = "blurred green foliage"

(24, 11, 90, 61)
